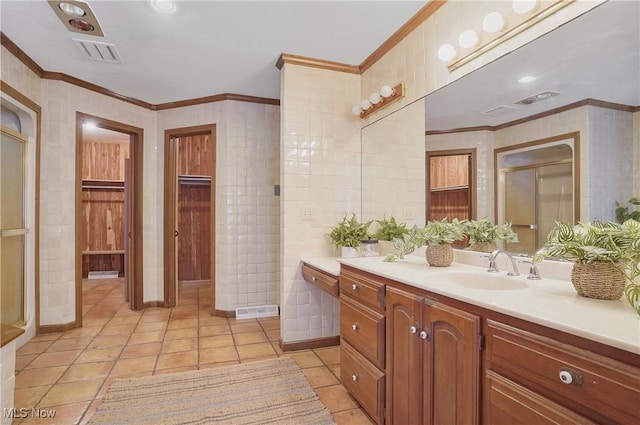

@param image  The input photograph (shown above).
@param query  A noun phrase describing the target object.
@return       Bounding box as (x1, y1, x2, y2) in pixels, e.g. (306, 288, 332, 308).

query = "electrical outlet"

(300, 207, 314, 221)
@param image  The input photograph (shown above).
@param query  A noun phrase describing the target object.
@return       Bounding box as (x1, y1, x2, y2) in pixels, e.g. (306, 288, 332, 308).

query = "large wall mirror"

(362, 1, 639, 256)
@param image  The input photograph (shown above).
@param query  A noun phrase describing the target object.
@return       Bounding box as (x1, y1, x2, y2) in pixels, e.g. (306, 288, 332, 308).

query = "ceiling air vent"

(481, 105, 517, 116)
(73, 39, 122, 63)
(514, 90, 561, 106)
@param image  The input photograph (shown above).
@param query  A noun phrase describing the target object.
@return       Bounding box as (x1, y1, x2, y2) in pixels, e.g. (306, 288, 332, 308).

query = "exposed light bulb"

(380, 85, 394, 98)
(437, 44, 457, 61)
(360, 99, 372, 110)
(512, 0, 538, 14)
(59, 2, 86, 17)
(369, 92, 382, 105)
(458, 30, 479, 49)
(483, 12, 505, 33)
(351, 105, 363, 116)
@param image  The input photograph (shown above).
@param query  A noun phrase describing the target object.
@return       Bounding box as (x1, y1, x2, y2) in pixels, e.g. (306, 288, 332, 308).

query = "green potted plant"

(383, 218, 465, 266)
(327, 213, 372, 258)
(462, 218, 519, 252)
(372, 215, 409, 255)
(533, 219, 640, 311)
(422, 218, 465, 267)
(615, 197, 640, 223)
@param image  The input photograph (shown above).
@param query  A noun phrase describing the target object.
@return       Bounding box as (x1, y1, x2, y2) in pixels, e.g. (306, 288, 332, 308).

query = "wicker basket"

(571, 262, 625, 300)
(425, 244, 453, 267)
(469, 242, 497, 253)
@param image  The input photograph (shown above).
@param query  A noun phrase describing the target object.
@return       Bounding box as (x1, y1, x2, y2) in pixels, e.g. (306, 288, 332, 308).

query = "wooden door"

(177, 180, 211, 281)
(385, 287, 424, 425)
(124, 158, 131, 302)
(423, 300, 481, 425)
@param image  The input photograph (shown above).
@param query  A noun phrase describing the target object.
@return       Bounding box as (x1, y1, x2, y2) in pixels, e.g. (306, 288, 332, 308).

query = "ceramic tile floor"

(12, 279, 374, 425)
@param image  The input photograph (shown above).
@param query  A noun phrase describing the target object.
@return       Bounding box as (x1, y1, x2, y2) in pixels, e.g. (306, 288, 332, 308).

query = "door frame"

(163, 124, 215, 310)
(425, 148, 477, 222)
(75, 112, 144, 326)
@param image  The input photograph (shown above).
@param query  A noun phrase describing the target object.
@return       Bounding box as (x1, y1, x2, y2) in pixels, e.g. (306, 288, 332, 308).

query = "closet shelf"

(430, 185, 469, 192)
(82, 179, 125, 190)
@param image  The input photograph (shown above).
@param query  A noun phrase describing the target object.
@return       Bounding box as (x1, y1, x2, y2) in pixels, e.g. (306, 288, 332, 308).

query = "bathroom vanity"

(303, 254, 640, 425)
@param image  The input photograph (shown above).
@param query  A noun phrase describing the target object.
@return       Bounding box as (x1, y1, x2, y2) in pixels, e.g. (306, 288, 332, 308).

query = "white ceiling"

(425, 0, 640, 131)
(0, 0, 426, 105)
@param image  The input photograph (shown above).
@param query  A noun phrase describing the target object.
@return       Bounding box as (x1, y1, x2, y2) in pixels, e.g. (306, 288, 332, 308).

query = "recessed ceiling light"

(518, 75, 537, 84)
(59, 2, 85, 17)
(149, 0, 177, 14)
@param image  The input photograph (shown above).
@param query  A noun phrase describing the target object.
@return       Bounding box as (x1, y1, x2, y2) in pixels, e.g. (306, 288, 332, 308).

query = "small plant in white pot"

(462, 218, 519, 252)
(533, 219, 640, 312)
(372, 215, 409, 255)
(327, 213, 372, 258)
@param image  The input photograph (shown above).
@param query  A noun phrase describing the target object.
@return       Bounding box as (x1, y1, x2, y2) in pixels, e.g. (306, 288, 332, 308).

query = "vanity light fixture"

(482, 12, 506, 33)
(512, 0, 539, 15)
(352, 83, 405, 119)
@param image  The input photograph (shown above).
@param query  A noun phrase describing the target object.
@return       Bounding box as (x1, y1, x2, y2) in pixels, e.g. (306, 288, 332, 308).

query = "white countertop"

(302, 254, 640, 355)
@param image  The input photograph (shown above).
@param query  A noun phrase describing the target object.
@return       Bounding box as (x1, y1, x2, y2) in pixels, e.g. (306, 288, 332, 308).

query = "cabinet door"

(385, 287, 424, 425)
(423, 300, 481, 425)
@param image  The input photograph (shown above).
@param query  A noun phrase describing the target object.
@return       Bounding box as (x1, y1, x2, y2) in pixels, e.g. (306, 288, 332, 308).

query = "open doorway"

(426, 148, 476, 248)
(76, 113, 143, 327)
(164, 124, 215, 311)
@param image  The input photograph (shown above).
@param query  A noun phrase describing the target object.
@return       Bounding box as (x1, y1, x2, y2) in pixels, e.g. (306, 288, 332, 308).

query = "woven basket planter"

(469, 242, 497, 253)
(425, 244, 453, 267)
(571, 262, 625, 300)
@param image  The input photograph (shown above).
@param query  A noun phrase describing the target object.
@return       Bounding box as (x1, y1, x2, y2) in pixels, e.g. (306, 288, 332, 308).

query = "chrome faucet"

(519, 259, 542, 280)
(487, 249, 520, 276)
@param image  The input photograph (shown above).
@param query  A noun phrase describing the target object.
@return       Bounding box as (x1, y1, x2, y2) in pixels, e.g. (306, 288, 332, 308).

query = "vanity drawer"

(341, 340, 385, 425)
(301, 263, 339, 298)
(340, 268, 385, 313)
(486, 321, 640, 425)
(341, 296, 385, 369)
(485, 370, 597, 425)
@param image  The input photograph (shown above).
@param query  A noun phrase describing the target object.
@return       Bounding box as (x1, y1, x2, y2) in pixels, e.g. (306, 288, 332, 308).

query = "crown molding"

(276, 53, 360, 74)
(1, 32, 44, 77)
(360, 0, 447, 73)
(425, 99, 639, 135)
(1, 32, 280, 111)
(154, 93, 280, 111)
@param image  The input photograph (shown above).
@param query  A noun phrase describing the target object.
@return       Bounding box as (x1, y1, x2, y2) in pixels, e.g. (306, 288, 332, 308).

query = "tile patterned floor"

(11, 279, 374, 425)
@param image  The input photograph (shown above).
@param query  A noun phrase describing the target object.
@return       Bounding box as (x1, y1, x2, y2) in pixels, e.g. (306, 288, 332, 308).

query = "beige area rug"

(88, 357, 336, 425)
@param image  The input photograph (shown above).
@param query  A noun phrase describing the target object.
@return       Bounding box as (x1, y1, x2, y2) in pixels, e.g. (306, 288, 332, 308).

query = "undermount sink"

(434, 271, 528, 291)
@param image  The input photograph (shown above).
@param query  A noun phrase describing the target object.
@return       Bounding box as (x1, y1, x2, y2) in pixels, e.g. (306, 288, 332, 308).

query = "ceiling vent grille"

(514, 90, 561, 106)
(73, 39, 122, 63)
(481, 105, 517, 116)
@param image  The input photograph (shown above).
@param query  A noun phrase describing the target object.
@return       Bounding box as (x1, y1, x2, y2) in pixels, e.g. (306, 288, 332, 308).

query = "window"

(1, 125, 27, 326)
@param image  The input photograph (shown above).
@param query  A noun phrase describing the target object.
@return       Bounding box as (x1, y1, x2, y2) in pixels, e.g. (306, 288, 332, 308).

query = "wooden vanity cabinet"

(301, 263, 339, 298)
(386, 286, 480, 425)
(484, 320, 640, 425)
(339, 267, 386, 425)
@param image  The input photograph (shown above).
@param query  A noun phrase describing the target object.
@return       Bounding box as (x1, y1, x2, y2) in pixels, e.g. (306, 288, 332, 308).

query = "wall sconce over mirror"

(352, 82, 405, 119)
